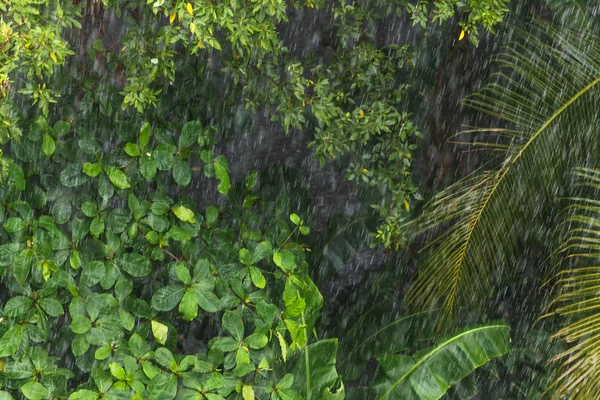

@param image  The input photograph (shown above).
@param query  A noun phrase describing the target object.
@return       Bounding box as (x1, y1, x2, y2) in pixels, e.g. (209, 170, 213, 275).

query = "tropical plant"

(407, 20, 600, 323)
(544, 167, 600, 398)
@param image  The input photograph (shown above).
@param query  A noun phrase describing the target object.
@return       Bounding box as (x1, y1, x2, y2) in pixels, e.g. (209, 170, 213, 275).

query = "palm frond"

(408, 21, 600, 323)
(546, 167, 600, 399)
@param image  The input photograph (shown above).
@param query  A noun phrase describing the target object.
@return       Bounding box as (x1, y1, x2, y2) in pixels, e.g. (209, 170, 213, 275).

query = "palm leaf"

(408, 21, 600, 322)
(545, 167, 600, 399)
(372, 323, 511, 400)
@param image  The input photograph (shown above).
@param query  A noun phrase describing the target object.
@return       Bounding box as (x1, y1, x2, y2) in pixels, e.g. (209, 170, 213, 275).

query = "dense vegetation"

(3, 0, 600, 399)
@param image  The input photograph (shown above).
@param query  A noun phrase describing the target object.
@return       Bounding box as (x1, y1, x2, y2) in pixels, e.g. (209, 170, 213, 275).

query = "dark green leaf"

(151, 284, 186, 311)
(118, 253, 152, 277)
(0, 325, 24, 357)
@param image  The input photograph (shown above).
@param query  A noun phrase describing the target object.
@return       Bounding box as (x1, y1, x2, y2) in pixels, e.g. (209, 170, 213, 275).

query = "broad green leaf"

(153, 144, 176, 170)
(292, 339, 341, 400)
(193, 285, 220, 313)
(81, 261, 106, 287)
(152, 284, 186, 311)
(13, 248, 34, 284)
(146, 373, 177, 400)
(243, 333, 268, 349)
(139, 156, 157, 180)
(140, 122, 151, 149)
(53, 121, 70, 137)
(372, 324, 511, 399)
(0, 243, 20, 266)
(223, 311, 244, 342)
(252, 241, 272, 263)
(124, 142, 140, 157)
(83, 162, 102, 177)
(249, 267, 266, 289)
(213, 156, 230, 195)
(95, 345, 112, 360)
(290, 213, 300, 225)
(0, 391, 14, 400)
(180, 121, 203, 150)
(105, 167, 131, 189)
(20, 382, 49, 400)
(4, 217, 27, 232)
(242, 385, 254, 400)
(0, 325, 24, 357)
(205, 206, 218, 227)
(52, 196, 72, 224)
(38, 297, 64, 317)
(8, 163, 25, 190)
(172, 205, 195, 223)
(70, 315, 92, 334)
(68, 390, 99, 400)
(118, 253, 152, 277)
(239, 248, 252, 265)
(173, 159, 192, 187)
(179, 289, 199, 321)
(4, 296, 32, 317)
(61, 164, 89, 187)
(42, 133, 55, 157)
(154, 347, 175, 368)
(109, 362, 126, 380)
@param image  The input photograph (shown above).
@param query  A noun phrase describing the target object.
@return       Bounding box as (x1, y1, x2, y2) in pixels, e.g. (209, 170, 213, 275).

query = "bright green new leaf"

(152, 320, 169, 345)
(83, 162, 102, 177)
(105, 167, 131, 189)
(172, 205, 195, 223)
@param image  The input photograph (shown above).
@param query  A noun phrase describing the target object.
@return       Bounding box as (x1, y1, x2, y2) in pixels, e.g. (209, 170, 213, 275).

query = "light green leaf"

(179, 289, 199, 321)
(105, 167, 131, 189)
(42, 133, 55, 157)
(83, 162, 102, 177)
(172, 205, 195, 223)
(243, 333, 268, 349)
(21, 382, 49, 400)
(213, 156, 230, 195)
(70, 315, 92, 334)
(68, 389, 99, 400)
(249, 267, 266, 289)
(372, 324, 511, 399)
(124, 142, 140, 157)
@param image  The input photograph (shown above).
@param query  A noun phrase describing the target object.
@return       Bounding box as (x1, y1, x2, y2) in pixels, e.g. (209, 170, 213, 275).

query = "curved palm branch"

(545, 167, 600, 399)
(408, 22, 600, 322)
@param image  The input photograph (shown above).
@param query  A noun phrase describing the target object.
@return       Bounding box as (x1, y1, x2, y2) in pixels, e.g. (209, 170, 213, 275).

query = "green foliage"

(372, 323, 510, 399)
(544, 168, 600, 398)
(407, 21, 600, 323)
(0, 0, 517, 398)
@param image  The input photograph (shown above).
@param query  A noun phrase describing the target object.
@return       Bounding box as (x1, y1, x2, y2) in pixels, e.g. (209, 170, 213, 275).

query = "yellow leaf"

(190, 23, 195, 34)
(151, 320, 168, 345)
(186, 2, 193, 15)
(458, 30, 465, 41)
(307, 0, 314, 8)
(404, 200, 410, 212)
(49, 51, 57, 63)
(359, 109, 365, 117)
(169, 11, 176, 24)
